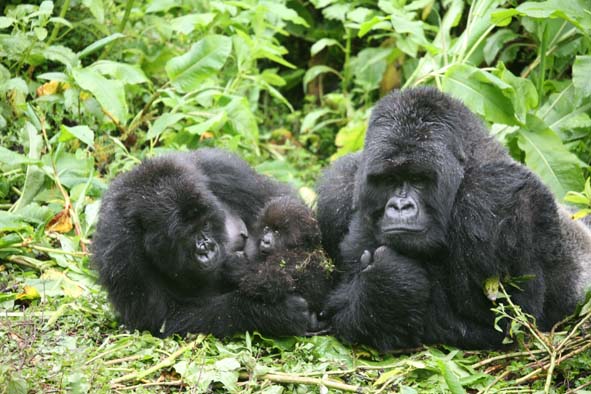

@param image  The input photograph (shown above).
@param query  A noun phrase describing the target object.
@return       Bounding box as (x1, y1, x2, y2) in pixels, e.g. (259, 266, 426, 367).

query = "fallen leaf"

(46, 209, 73, 233)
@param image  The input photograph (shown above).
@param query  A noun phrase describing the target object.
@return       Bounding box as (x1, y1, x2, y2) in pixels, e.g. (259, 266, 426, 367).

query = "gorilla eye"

(203, 221, 211, 231)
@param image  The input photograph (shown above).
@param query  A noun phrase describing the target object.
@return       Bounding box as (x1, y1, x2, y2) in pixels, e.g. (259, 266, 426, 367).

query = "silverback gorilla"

(317, 87, 591, 350)
(92, 148, 316, 337)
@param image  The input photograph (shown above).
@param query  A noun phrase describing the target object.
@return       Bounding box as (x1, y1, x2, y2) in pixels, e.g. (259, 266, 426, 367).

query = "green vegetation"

(1, 0, 590, 392)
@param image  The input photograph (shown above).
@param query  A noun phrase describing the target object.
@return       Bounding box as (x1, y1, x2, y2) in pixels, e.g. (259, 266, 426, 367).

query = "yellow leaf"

(36, 80, 70, 97)
(46, 209, 73, 233)
(16, 285, 40, 300)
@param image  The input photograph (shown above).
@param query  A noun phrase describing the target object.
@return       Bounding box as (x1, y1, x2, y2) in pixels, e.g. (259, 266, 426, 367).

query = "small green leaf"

(303, 65, 341, 92)
(573, 56, 591, 98)
(310, 38, 342, 56)
(77, 33, 125, 59)
(60, 125, 95, 148)
(146, 113, 186, 140)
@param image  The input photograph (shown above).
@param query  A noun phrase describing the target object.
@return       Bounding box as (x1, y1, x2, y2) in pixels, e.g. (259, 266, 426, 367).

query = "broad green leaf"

(539, 84, 591, 138)
(13, 123, 45, 211)
(166, 35, 232, 93)
(77, 33, 125, 59)
(0, 211, 31, 232)
(483, 29, 519, 65)
(350, 48, 391, 91)
(333, 119, 366, 160)
(72, 67, 129, 124)
(516, 0, 591, 34)
(301, 108, 333, 133)
(573, 56, 591, 98)
(88, 60, 149, 85)
(60, 125, 95, 148)
(442, 64, 517, 125)
(225, 96, 259, 149)
(170, 13, 216, 34)
(146, 113, 186, 140)
(517, 115, 584, 199)
(0, 147, 41, 166)
(436, 359, 466, 394)
(262, 1, 309, 26)
(493, 63, 538, 124)
(0, 17, 15, 28)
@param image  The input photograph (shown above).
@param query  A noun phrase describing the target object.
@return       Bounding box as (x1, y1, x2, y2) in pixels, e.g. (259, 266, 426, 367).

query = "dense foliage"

(1, 0, 590, 392)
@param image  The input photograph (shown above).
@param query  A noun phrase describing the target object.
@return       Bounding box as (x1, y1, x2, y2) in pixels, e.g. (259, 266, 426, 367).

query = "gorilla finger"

(360, 249, 373, 267)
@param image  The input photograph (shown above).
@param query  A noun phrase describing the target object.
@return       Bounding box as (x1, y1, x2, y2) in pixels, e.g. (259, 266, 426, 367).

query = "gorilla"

(317, 87, 591, 350)
(228, 196, 334, 315)
(92, 148, 316, 338)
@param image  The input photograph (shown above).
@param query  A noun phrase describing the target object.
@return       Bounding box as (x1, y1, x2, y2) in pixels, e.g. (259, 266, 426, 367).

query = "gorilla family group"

(92, 87, 591, 351)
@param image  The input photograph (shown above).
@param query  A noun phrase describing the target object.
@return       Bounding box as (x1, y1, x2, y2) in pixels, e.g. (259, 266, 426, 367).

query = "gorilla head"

(109, 157, 246, 290)
(352, 88, 495, 258)
(245, 196, 321, 261)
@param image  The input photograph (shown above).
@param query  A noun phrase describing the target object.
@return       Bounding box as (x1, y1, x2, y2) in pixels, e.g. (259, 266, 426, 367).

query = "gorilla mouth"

(382, 226, 426, 234)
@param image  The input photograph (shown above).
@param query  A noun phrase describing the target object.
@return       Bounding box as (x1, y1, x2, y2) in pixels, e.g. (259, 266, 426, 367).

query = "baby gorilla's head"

(245, 196, 320, 261)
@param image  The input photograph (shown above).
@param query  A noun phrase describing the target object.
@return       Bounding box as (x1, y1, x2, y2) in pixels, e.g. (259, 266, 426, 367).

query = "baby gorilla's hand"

(282, 295, 315, 335)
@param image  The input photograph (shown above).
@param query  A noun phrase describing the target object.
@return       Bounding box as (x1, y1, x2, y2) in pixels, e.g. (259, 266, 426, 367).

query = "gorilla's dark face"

(128, 163, 246, 285)
(356, 92, 467, 258)
(245, 196, 320, 261)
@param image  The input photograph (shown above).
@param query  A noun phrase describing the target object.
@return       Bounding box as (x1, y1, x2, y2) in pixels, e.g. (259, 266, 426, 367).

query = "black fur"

(228, 196, 334, 315)
(317, 87, 591, 350)
(92, 148, 315, 337)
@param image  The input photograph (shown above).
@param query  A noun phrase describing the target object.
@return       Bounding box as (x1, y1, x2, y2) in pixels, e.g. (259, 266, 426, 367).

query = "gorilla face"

(126, 163, 246, 287)
(245, 196, 320, 261)
(355, 99, 467, 258)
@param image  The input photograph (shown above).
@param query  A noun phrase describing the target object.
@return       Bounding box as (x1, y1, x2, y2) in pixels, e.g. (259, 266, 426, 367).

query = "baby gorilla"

(228, 196, 333, 316)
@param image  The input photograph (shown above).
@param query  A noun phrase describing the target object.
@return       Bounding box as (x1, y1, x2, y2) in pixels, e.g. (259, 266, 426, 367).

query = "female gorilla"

(317, 87, 591, 350)
(92, 148, 315, 337)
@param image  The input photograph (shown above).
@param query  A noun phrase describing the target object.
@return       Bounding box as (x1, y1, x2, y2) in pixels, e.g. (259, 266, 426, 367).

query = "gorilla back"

(318, 87, 591, 350)
(92, 148, 314, 337)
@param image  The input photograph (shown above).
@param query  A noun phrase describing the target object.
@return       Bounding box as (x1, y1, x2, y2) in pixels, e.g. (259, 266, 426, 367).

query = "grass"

(1, 257, 591, 393)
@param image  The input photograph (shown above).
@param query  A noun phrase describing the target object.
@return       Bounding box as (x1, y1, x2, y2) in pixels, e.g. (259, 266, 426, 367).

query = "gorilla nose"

(386, 196, 418, 219)
(260, 233, 274, 251)
(196, 237, 215, 253)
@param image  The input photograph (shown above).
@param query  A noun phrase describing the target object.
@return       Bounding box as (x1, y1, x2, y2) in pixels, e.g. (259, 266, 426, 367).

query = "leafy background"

(1, 0, 591, 392)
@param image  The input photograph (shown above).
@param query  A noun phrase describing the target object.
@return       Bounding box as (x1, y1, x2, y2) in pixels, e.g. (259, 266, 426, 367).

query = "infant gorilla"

(226, 196, 334, 316)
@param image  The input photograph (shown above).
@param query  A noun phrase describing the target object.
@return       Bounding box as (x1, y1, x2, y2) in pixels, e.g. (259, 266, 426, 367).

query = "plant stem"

(258, 373, 363, 393)
(47, 0, 71, 45)
(118, 0, 135, 32)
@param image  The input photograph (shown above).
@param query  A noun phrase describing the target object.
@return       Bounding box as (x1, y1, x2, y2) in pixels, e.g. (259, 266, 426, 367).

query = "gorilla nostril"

(386, 197, 418, 218)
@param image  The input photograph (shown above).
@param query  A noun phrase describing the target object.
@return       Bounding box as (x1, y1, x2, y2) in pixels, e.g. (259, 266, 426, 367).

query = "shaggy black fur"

(227, 196, 334, 315)
(317, 87, 591, 350)
(92, 148, 316, 337)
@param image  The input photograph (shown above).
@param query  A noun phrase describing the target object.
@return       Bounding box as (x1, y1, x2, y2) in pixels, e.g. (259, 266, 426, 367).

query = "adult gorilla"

(317, 87, 591, 350)
(93, 148, 314, 337)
